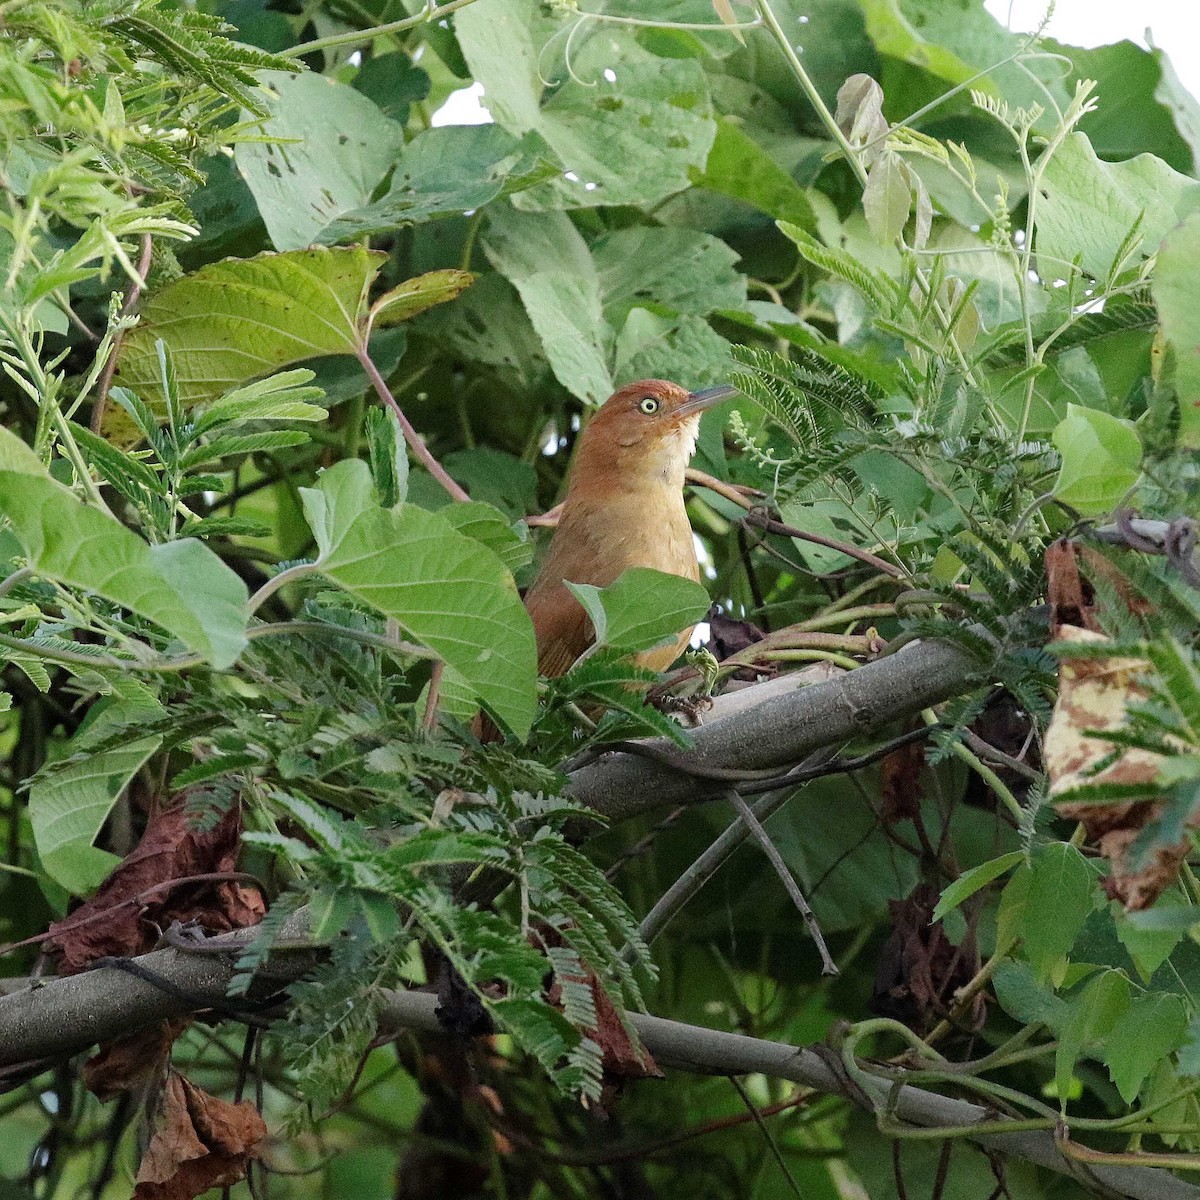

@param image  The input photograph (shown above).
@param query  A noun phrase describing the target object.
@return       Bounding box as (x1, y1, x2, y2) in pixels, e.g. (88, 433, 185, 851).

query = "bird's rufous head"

(571, 379, 737, 491)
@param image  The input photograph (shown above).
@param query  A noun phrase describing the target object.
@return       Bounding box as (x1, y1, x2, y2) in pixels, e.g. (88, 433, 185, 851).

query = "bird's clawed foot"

(649, 692, 714, 726)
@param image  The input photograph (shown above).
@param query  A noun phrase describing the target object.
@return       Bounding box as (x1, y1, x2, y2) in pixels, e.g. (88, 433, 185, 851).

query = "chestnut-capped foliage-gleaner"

(524, 378, 737, 677)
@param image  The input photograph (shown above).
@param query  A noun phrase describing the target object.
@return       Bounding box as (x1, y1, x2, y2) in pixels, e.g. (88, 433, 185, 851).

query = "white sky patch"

(431, 82, 493, 127)
(984, 0, 1200, 101)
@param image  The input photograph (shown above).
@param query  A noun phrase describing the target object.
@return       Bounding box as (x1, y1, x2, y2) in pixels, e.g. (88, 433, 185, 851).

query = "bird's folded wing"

(525, 583, 594, 679)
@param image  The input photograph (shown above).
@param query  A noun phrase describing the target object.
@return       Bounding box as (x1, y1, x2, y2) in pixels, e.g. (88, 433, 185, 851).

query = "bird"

(523, 378, 736, 679)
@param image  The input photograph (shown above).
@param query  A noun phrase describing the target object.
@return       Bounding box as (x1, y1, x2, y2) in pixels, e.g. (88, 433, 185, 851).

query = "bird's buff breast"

(565, 488, 699, 586)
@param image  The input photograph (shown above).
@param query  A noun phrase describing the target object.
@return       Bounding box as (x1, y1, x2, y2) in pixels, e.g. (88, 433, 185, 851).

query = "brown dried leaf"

(541, 929, 660, 1092)
(880, 733, 924, 824)
(48, 802, 264, 974)
(84, 1020, 191, 1102)
(1046, 540, 1100, 636)
(1048, 627, 1187, 909)
(134, 1072, 266, 1200)
(1045, 628, 1160, 796)
(869, 882, 983, 1034)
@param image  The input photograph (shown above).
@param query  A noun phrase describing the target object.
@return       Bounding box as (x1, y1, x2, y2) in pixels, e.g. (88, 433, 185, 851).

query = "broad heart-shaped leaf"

(314, 484, 537, 737)
(0, 473, 249, 668)
(1036, 133, 1200, 281)
(564, 568, 710, 655)
(1105, 992, 1189, 1104)
(483, 205, 613, 405)
(1152, 212, 1200, 448)
(455, 0, 714, 211)
(235, 69, 406, 251)
(31, 684, 164, 895)
(1051, 403, 1142, 515)
(113, 246, 380, 411)
(1024, 841, 1096, 983)
(318, 125, 560, 245)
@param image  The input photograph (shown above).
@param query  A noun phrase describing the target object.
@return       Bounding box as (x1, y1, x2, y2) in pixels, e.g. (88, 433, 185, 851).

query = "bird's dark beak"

(676, 384, 738, 418)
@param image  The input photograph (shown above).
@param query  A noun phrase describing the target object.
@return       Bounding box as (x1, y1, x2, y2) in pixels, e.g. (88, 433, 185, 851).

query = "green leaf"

(0, 473, 248, 668)
(192, 370, 328, 434)
(691, 117, 817, 229)
(440, 502, 533, 573)
(442, 447, 538, 520)
(366, 408, 408, 510)
(371, 269, 476, 328)
(1106, 993, 1188, 1104)
(1116, 904, 1189, 981)
(992, 960, 1068, 1030)
(1024, 841, 1096, 982)
(1036, 133, 1200, 280)
(564, 568, 710, 655)
(113, 247, 383, 413)
(1055, 969, 1131, 1106)
(300, 458, 376, 560)
(593, 228, 746, 325)
(309, 887, 357, 941)
(1051, 403, 1142, 515)
(0, 425, 48, 476)
(613, 311, 733, 392)
(1178, 1016, 1200, 1077)
(1152, 211, 1200, 448)
(350, 50, 430, 124)
(317, 500, 537, 736)
(456, 1, 715, 211)
(319, 125, 557, 244)
(235, 69, 406, 251)
(483, 205, 613, 405)
(862, 152, 911, 246)
(30, 687, 164, 894)
(932, 851, 1024, 921)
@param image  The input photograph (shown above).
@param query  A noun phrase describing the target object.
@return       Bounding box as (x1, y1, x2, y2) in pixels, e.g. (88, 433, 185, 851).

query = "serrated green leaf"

(1106, 993, 1188, 1103)
(483, 205, 613, 406)
(1037, 132, 1200, 280)
(317, 499, 537, 737)
(234, 70, 405, 249)
(440, 502, 532, 572)
(300, 458, 375, 561)
(692, 117, 816, 229)
(1025, 842, 1096, 982)
(0, 425, 48, 476)
(1055, 969, 1131, 1107)
(112, 247, 383, 414)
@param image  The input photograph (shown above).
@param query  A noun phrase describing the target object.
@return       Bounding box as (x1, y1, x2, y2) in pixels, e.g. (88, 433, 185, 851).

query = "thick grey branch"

(1, 951, 1193, 1200)
(565, 635, 981, 822)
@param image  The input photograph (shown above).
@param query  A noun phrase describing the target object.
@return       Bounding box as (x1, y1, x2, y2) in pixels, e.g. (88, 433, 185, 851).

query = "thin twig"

(726, 789, 837, 976)
(91, 233, 153, 434)
(358, 348, 469, 503)
(422, 661, 444, 733)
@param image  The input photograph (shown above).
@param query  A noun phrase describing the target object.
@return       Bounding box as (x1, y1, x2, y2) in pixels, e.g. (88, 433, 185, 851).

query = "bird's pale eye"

(638, 396, 660, 415)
